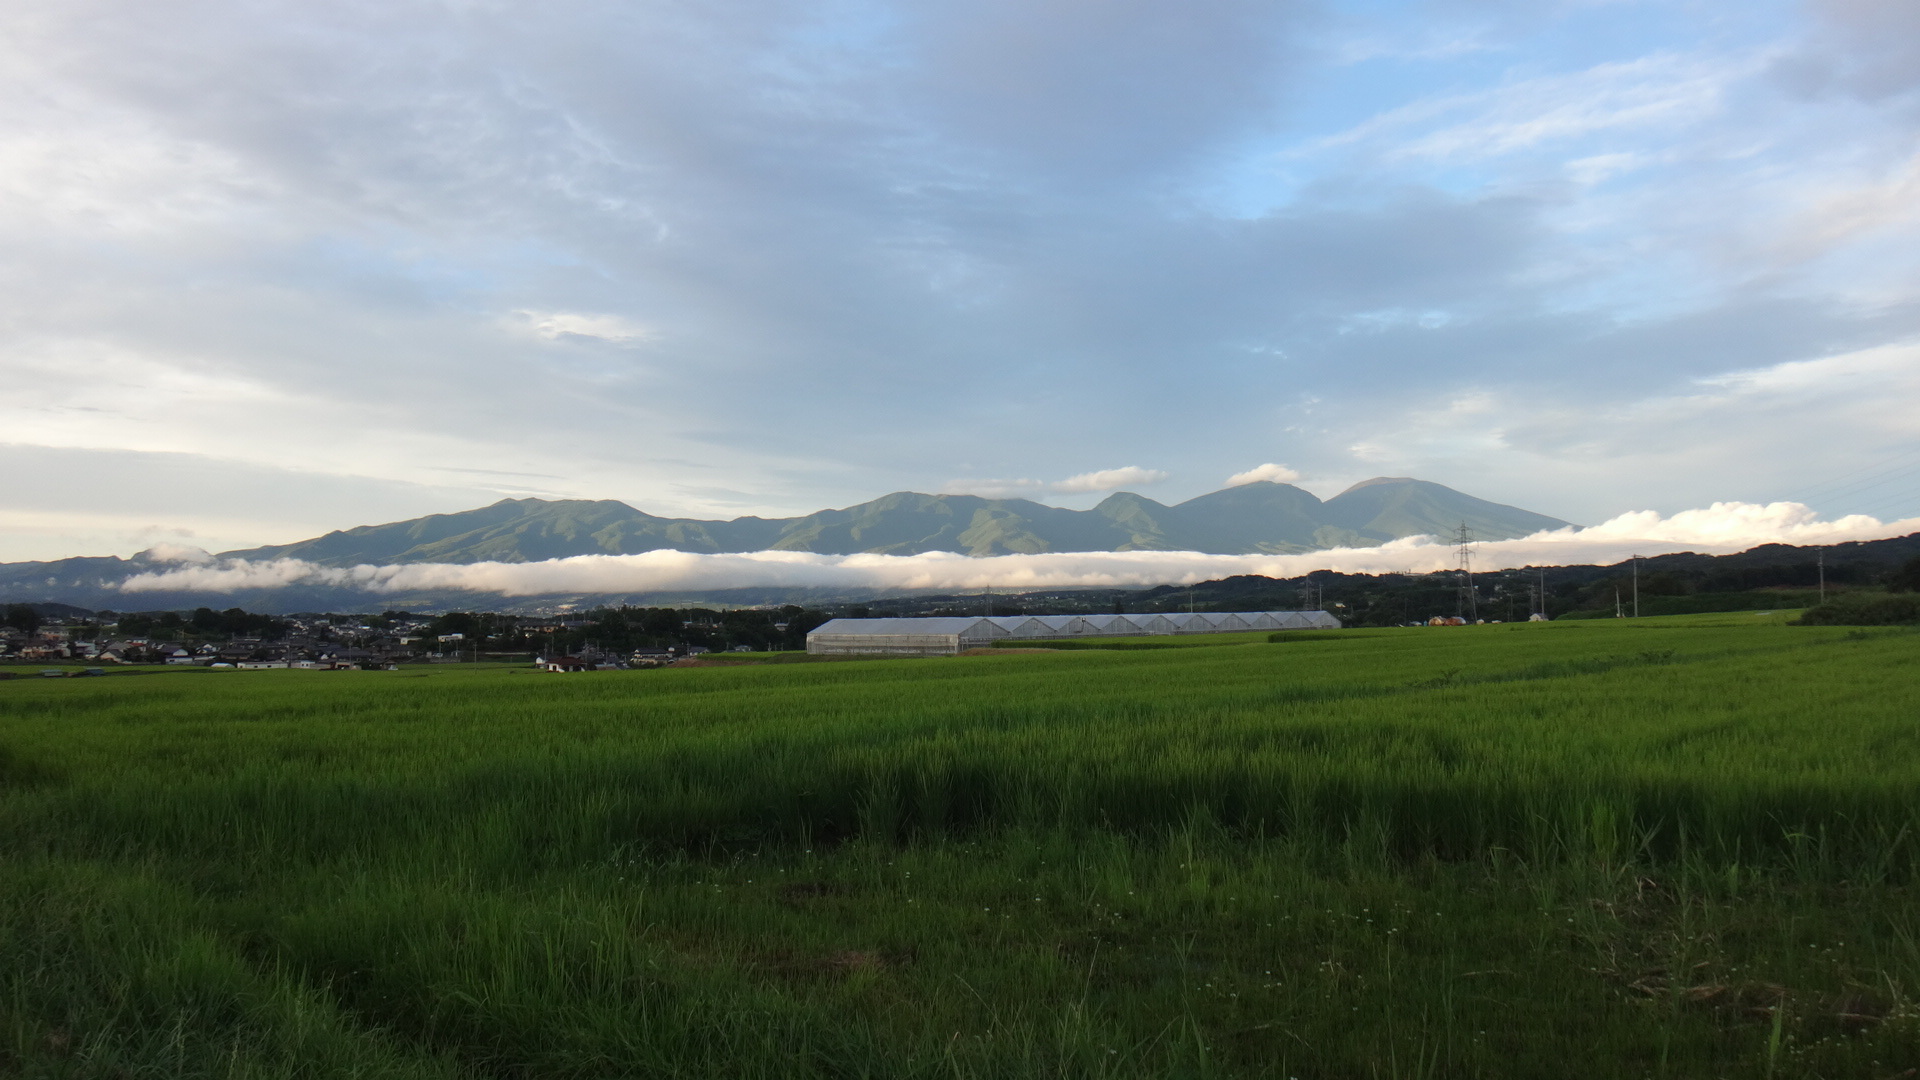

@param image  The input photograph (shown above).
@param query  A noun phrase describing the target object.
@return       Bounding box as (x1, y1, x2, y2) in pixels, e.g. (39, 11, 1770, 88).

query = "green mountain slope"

(214, 479, 1571, 565)
(1320, 478, 1571, 543)
(1162, 482, 1356, 553)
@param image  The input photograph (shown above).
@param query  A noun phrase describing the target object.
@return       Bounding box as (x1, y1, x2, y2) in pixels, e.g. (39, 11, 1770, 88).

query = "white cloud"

(1521, 501, 1900, 547)
(517, 310, 656, 344)
(1327, 340, 1920, 524)
(1051, 466, 1169, 493)
(1226, 463, 1303, 487)
(938, 478, 1048, 498)
(1565, 152, 1647, 186)
(2, 0, 1918, 545)
(116, 501, 1920, 598)
(944, 466, 1169, 499)
(139, 543, 213, 565)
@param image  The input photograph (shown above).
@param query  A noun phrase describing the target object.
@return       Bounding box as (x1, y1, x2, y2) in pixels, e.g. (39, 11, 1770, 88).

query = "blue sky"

(2, 0, 1917, 560)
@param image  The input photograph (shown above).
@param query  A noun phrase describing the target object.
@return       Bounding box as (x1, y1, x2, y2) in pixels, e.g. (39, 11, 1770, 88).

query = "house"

(542, 656, 591, 673)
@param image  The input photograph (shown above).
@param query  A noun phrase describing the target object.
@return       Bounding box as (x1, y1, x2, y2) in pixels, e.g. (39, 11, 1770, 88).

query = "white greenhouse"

(805, 610, 1341, 657)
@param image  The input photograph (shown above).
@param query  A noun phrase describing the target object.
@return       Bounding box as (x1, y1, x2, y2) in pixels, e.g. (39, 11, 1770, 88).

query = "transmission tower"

(1453, 522, 1478, 622)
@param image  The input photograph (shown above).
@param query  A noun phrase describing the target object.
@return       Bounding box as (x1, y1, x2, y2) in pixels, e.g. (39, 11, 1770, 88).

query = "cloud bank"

(117, 501, 1920, 598)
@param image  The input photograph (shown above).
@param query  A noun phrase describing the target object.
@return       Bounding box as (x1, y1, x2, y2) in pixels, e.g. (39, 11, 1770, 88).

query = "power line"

(1786, 445, 1920, 508)
(1814, 466, 1920, 507)
(1791, 444, 1920, 494)
(1850, 480, 1920, 523)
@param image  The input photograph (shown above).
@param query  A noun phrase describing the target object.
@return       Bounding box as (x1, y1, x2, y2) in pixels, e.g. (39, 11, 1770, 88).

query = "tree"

(432, 611, 482, 638)
(1889, 555, 1920, 593)
(4, 604, 41, 635)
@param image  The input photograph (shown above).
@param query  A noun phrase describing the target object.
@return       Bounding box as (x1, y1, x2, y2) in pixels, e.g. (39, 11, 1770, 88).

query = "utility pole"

(1630, 554, 1642, 618)
(1818, 553, 1826, 604)
(1453, 523, 1478, 622)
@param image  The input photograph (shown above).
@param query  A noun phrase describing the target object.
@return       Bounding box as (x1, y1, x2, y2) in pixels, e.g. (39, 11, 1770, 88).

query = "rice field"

(3, 613, 1918, 1078)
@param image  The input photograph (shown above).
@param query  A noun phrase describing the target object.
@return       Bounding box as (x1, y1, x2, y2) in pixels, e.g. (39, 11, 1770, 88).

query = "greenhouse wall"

(806, 610, 1340, 656)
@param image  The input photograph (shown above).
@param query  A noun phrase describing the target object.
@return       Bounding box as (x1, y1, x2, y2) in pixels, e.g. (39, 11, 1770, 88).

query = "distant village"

(0, 603, 827, 670)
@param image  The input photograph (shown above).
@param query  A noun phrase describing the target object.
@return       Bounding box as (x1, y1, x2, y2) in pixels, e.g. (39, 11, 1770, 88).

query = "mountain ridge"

(0, 478, 1575, 613)
(217, 478, 1571, 566)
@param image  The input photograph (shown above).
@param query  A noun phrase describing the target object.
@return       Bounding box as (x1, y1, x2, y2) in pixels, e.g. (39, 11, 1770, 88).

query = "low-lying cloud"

(116, 501, 1920, 599)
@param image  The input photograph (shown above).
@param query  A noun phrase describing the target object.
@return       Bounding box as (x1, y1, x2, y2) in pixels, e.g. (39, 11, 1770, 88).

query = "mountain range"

(227, 477, 1570, 565)
(0, 477, 1570, 612)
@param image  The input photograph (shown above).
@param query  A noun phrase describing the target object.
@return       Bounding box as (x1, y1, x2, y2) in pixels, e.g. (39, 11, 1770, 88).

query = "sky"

(4, 0, 1920, 563)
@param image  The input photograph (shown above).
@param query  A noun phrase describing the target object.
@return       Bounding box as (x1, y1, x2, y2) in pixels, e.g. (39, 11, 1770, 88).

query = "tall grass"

(3, 614, 1917, 1076)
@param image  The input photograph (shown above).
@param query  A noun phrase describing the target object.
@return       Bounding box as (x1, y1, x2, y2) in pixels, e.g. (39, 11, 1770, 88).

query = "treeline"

(1793, 555, 1920, 625)
(1108, 538, 1920, 627)
(6, 605, 290, 640)
(112, 607, 289, 639)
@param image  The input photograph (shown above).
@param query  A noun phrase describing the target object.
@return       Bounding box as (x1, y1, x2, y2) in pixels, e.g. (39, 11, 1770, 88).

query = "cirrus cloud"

(517, 310, 656, 344)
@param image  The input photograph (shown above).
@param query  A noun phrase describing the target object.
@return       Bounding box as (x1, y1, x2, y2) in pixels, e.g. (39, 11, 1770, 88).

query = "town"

(0, 604, 831, 669)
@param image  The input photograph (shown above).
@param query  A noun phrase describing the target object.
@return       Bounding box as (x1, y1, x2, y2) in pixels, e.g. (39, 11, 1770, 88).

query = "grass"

(1796, 593, 1920, 626)
(1555, 590, 1829, 619)
(3, 613, 1918, 1077)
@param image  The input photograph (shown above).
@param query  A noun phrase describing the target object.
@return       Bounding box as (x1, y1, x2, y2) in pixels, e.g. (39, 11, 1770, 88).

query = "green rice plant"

(2, 612, 1917, 1076)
